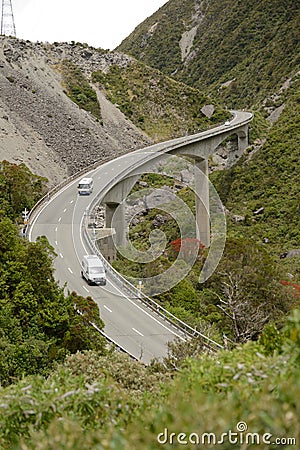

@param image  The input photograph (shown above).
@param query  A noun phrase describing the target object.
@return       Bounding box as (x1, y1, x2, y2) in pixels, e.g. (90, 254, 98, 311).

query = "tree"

(0, 160, 47, 220)
(0, 217, 106, 386)
(203, 238, 294, 343)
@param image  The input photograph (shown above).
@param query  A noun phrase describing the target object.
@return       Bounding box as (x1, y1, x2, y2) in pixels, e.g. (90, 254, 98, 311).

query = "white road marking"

(55, 227, 58, 232)
(28, 173, 91, 241)
(58, 217, 61, 222)
(63, 208, 67, 212)
(70, 200, 74, 204)
(132, 327, 144, 337)
(30, 159, 184, 344)
(76, 200, 184, 341)
(55, 240, 58, 246)
(59, 253, 64, 258)
(68, 267, 73, 274)
(104, 305, 112, 313)
(82, 286, 89, 293)
(107, 278, 185, 340)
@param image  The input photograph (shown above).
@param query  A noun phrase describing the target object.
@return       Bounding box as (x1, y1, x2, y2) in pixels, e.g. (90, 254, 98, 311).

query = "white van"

(81, 255, 106, 286)
(78, 177, 93, 195)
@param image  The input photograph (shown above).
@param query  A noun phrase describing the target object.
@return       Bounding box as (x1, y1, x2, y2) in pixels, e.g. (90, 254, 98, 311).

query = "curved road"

(29, 111, 253, 363)
(29, 159, 186, 364)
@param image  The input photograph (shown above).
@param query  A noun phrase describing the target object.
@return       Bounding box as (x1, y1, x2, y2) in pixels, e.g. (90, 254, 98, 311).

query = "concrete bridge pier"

(102, 175, 139, 249)
(237, 130, 249, 153)
(105, 202, 126, 248)
(194, 159, 210, 248)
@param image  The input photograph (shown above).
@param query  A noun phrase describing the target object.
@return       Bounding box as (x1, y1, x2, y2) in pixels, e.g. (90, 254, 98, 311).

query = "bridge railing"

(26, 113, 253, 354)
(83, 224, 223, 352)
(81, 150, 225, 353)
(25, 110, 253, 235)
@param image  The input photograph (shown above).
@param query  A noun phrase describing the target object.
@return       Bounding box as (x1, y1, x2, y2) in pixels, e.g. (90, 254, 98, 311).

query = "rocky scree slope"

(0, 37, 151, 185)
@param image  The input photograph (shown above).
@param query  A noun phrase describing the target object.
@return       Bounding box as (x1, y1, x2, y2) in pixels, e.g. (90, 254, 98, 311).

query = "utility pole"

(1, 0, 16, 37)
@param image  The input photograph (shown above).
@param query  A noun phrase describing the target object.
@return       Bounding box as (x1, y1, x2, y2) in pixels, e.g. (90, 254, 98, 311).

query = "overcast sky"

(11, 0, 168, 50)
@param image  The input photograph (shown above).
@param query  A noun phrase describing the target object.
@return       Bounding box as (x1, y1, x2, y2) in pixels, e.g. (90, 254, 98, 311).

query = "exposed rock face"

(179, 26, 198, 62)
(280, 249, 300, 259)
(201, 104, 215, 118)
(0, 37, 151, 185)
(210, 139, 240, 171)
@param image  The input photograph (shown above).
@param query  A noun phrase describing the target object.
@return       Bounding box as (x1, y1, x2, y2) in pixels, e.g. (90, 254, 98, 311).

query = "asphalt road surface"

(29, 111, 253, 362)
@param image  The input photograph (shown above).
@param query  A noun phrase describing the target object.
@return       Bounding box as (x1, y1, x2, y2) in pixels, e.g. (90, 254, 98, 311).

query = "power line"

(1, 0, 16, 37)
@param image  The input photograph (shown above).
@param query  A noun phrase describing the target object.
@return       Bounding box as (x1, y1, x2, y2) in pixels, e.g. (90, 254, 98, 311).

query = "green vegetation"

(117, 0, 194, 75)
(114, 0, 300, 331)
(0, 310, 299, 448)
(0, 162, 106, 387)
(92, 61, 228, 141)
(114, 201, 296, 342)
(60, 59, 102, 120)
(118, 0, 300, 108)
(1, 0, 300, 446)
(0, 160, 47, 222)
(211, 78, 300, 255)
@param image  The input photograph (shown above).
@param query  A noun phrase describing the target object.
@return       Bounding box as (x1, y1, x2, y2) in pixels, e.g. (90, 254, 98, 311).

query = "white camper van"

(81, 255, 106, 286)
(78, 177, 93, 195)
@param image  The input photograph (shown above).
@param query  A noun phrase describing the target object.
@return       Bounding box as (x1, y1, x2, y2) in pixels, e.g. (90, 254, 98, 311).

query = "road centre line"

(29, 112, 251, 357)
(78, 201, 184, 341)
(29, 152, 185, 344)
(28, 172, 94, 242)
(78, 213, 184, 341)
(106, 278, 185, 340)
(132, 327, 144, 337)
(75, 164, 185, 340)
(30, 152, 187, 344)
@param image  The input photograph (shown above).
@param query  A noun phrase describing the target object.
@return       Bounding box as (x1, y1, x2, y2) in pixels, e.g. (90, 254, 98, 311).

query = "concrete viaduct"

(100, 111, 253, 251)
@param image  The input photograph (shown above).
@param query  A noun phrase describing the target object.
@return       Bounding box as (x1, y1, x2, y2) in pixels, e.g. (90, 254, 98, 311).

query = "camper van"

(78, 177, 93, 195)
(81, 255, 106, 286)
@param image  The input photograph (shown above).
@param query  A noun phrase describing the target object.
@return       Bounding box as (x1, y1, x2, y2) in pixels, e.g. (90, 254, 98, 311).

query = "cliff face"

(0, 38, 151, 185)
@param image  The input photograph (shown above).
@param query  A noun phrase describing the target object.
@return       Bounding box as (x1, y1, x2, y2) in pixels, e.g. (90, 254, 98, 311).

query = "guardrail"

(25, 147, 137, 238)
(83, 226, 223, 352)
(80, 144, 233, 352)
(27, 111, 253, 355)
(26, 110, 252, 234)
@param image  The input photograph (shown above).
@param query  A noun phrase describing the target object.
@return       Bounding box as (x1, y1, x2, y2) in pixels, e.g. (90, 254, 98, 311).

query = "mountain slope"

(0, 37, 227, 185)
(117, 0, 300, 107)
(117, 0, 300, 257)
(0, 38, 151, 184)
(211, 77, 300, 254)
